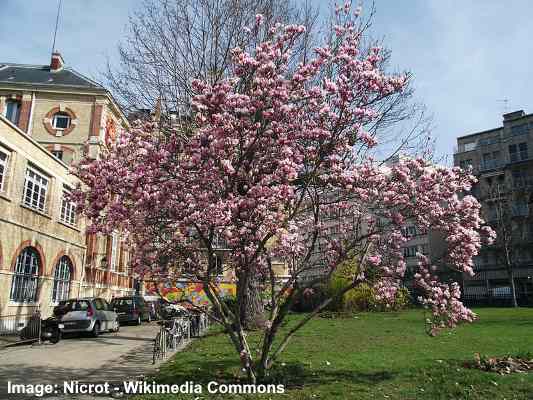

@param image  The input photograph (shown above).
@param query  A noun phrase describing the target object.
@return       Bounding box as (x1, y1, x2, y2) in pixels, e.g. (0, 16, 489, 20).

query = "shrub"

(292, 256, 410, 313)
(327, 277, 410, 313)
(291, 284, 328, 312)
(221, 295, 238, 315)
(371, 286, 411, 311)
(343, 283, 374, 312)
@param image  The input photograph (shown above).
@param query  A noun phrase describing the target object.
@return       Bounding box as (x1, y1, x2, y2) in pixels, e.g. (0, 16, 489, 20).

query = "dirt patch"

(465, 353, 533, 375)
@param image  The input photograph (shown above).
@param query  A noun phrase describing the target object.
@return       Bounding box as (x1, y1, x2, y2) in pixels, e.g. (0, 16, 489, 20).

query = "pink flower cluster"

(73, 5, 494, 334)
(414, 257, 476, 335)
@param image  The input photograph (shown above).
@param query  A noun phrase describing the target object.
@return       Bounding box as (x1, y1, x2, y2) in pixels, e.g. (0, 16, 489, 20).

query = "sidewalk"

(0, 334, 23, 348)
(0, 323, 186, 399)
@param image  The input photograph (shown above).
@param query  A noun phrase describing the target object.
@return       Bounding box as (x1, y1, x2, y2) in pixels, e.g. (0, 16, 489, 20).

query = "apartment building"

(300, 156, 447, 290)
(0, 53, 135, 318)
(454, 110, 533, 303)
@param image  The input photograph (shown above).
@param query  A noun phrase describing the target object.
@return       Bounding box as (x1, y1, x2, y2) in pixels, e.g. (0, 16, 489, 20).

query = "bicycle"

(152, 323, 169, 364)
(168, 317, 189, 350)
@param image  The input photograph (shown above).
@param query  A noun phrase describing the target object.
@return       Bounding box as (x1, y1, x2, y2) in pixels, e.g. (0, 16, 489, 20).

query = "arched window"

(10, 247, 40, 302)
(52, 256, 72, 302)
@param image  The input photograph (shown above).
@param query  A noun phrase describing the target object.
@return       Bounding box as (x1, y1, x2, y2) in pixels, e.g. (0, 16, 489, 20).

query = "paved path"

(0, 323, 171, 399)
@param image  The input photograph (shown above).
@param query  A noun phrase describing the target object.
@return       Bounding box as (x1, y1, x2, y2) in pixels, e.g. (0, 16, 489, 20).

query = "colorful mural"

(146, 281, 236, 306)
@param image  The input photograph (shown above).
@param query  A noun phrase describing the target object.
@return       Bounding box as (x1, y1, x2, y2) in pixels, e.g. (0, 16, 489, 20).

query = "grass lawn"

(135, 308, 533, 400)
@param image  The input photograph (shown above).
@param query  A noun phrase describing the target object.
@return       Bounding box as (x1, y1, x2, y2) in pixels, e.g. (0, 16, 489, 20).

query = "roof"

(0, 63, 104, 91)
(457, 127, 502, 141)
(457, 111, 533, 141)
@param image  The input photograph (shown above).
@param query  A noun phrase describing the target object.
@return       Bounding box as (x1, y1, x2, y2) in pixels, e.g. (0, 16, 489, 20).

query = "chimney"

(50, 52, 65, 72)
(503, 110, 525, 122)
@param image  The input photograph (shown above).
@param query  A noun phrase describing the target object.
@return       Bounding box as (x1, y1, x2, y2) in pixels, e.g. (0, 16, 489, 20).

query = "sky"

(1, 0, 532, 162)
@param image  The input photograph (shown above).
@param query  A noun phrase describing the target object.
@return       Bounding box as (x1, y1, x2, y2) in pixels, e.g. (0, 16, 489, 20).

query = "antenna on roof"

(51, 0, 63, 54)
(497, 99, 509, 114)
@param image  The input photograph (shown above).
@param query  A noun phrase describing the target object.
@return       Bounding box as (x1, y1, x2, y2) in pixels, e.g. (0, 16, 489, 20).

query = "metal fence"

(153, 314, 210, 364)
(0, 311, 41, 346)
(462, 293, 533, 307)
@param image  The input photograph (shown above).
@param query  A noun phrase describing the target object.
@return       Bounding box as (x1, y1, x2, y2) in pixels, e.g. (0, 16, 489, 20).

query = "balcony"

(479, 160, 503, 172)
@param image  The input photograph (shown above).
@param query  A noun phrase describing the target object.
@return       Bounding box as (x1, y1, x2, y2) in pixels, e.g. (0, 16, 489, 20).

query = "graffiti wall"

(145, 281, 236, 306)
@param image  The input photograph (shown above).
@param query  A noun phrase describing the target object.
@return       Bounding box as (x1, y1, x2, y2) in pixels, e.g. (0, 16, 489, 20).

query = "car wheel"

(50, 328, 61, 344)
(91, 322, 100, 338)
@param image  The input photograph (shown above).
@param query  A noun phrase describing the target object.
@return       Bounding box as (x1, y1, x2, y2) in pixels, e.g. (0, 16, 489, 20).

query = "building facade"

(300, 156, 448, 292)
(0, 53, 135, 319)
(0, 52, 127, 165)
(0, 115, 133, 321)
(454, 110, 533, 304)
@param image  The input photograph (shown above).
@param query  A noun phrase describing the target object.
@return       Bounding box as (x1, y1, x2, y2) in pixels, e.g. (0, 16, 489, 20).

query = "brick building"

(0, 52, 127, 164)
(0, 53, 135, 319)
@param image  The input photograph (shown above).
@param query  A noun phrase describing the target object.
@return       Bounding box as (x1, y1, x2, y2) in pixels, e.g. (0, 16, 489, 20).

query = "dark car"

(54, 298, 119, 337)
(110, 296, 151, 325)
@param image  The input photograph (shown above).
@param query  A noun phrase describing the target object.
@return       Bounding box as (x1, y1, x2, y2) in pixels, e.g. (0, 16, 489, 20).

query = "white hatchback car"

(55, 298, 120, 337)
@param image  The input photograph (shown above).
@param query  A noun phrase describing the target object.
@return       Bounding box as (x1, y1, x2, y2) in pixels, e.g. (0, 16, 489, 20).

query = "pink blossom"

(73, 4, 493, 341)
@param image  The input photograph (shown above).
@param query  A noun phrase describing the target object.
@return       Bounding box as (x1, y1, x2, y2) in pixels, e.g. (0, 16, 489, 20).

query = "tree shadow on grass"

(156, 358, 395, 389)
(474, 317, 533, 327)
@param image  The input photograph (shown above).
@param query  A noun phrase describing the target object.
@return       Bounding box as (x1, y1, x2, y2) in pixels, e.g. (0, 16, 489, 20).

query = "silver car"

(55, 298, 120, 337)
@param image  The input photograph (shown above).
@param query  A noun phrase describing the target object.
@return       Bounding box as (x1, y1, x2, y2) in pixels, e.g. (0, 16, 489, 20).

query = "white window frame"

(52, 256, 72, 303)
(110, 232, 119, 271)
(4, 99, 21, 125)
(60, 187, 77, 226)
(10, 247, 40, 303)
(51, 150, 63, 161)
(22, 166, 49, 213)
(0, 149, 9, 193)
(52, 113, 71, 130)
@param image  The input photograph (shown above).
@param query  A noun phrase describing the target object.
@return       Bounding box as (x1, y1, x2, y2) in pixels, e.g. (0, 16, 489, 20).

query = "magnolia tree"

(74, 5, 495, 383)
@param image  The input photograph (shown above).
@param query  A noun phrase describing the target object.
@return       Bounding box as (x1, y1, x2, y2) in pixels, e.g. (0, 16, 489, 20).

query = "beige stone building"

(0, 52, 127, 165)
(0, 53, 135, 321)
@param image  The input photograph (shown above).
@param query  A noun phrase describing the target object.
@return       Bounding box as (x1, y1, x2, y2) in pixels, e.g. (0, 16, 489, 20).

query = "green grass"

(135, 308, 533, 399)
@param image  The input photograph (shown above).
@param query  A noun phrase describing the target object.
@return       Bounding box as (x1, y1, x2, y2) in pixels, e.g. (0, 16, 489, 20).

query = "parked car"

(110, 296, 151, 325)
(54, 298, 119, 337)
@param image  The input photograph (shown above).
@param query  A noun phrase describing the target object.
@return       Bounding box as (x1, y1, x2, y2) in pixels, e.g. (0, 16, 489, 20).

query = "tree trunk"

(238, 275, 265, 330)
(509, 269, 519, 308)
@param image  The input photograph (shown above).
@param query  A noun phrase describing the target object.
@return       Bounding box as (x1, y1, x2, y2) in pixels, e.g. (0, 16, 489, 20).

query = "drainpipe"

(27, 92, 36, 136)
(78, 250, 86, 298)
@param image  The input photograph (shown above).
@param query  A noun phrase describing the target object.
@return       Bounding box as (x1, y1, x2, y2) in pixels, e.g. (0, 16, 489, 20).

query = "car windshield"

(112, 298, 133, 306)
(62, 300, 90, 311)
